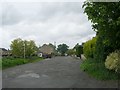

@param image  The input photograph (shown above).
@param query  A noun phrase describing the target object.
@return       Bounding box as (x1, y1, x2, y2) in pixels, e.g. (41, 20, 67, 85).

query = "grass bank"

(80, 58, 119, 80)
(1, 56, 43, 69)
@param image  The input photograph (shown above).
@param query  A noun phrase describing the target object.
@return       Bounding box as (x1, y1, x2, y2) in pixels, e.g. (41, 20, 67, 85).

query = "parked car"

(42, 54, 52, 58)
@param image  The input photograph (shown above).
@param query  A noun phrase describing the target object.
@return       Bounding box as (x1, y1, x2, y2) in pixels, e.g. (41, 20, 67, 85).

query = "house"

(37, 44, 55, 58)
(0, 48, 12, 57)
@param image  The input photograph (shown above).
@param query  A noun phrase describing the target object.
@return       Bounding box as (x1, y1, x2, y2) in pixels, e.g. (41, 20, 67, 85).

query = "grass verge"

(0, 59, 2, 70)
(80, 58, 119, 80)
(1, 56, 43, 69)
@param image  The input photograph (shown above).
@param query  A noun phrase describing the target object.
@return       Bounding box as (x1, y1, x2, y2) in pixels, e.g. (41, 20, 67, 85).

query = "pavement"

(2, 56, 118, 88)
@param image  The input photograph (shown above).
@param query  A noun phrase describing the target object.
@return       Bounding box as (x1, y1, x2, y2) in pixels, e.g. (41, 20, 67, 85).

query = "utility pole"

(54, 42, 56, 56)
(54, 41, 56, 50)
(24, 43, 25, 59)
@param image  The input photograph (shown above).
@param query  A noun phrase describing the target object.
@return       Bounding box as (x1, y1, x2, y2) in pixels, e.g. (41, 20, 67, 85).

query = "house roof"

(0, 48, 7, 51)
(39, 44, 55, 54)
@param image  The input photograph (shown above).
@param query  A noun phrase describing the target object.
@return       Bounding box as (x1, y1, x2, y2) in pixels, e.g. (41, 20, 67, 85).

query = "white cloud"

(2, 0, 85, 3)
(1, 2, 96, 49)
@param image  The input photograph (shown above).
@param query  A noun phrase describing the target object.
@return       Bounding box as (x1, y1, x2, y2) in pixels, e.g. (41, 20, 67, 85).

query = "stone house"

(0, 48, 12, 57)
(37, 44, 55, 58)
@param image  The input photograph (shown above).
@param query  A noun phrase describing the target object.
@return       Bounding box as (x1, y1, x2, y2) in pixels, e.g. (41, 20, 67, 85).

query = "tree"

(83, 1, 120, 61)
(10, 38, 24, 57)
(57, 44, 69, 55)
(24, 40, 38, 57)
(66, 49, 75, 56)
(10, 38, 37, 58)
(74, 43, 83, 58)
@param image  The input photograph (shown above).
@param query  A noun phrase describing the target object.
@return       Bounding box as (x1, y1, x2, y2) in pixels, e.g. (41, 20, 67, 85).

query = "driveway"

(2, 56, 118, 88)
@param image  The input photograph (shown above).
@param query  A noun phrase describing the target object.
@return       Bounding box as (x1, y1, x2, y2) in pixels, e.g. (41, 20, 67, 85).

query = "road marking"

(17, 72, 49, 79)
(17, 73, 40, 78)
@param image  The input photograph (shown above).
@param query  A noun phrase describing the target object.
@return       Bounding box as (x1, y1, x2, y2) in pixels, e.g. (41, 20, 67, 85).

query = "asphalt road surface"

(2, 56, 118, 88)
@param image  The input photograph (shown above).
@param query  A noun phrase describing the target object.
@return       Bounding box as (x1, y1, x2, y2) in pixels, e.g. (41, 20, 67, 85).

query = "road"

(2, 56, 118, 88)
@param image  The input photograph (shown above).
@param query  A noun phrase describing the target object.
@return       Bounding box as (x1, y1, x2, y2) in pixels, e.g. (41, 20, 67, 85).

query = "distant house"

(37, 44, 55, 58)
(0, 48, 12, 57)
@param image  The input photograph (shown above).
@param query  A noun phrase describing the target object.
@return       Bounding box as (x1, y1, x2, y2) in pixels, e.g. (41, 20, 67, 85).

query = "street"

(2, 56, 118, 88)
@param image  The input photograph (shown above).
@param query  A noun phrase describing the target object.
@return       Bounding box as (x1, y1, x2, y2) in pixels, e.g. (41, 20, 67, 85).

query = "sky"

(0, 0, 96, 49)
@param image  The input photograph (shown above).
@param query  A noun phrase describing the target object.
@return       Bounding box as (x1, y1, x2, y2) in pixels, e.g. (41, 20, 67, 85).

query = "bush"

(80, 58, 118, 80)
(83, 37, 97, 58)
(105, 50, 120, 73)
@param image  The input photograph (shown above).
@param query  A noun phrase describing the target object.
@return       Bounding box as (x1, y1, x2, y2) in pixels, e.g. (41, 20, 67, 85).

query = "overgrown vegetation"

(0, 59, 2, 70)
(80, 58, 118, 80)
(83, 2, 120, 61)
(83, 37, 96, 58)
(1, 56, 43, 69)
(81, 1, 120, 80)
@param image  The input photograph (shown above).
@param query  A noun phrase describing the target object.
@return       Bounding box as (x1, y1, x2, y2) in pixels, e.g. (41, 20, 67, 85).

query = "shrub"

(83, 37, 97, 58)
(105, 50, 120, 73)
(80, 58, 118, 80)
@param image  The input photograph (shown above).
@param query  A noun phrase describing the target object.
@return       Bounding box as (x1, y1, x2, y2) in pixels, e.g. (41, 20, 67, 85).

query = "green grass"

(80, 58, 119, 80)
(0, 59, 2, 70)
(1, 56, 43, 69)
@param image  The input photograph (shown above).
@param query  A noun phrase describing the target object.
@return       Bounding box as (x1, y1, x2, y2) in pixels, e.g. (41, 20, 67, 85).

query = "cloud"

(2, 2, 84, 25)
(1, 3, 23, 26)
(1, 2, 96, 49)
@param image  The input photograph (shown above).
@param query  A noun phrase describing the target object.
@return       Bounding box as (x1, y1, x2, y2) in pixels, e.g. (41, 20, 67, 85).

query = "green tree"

(10, 38, 37, 58)
(10, 38, 24, 57)
(66, 49, 75, 56)
(74, 43, 83, 58)
(57, 44, 69, 55)
(24, 40, 38, 57)
(83, 1, 120, 61)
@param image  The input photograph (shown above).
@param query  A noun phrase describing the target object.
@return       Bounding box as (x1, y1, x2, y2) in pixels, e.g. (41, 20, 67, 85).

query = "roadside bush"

(83, 37, 97, 58)
(80, 58, 118, 80)
(105, 50, 120, 73)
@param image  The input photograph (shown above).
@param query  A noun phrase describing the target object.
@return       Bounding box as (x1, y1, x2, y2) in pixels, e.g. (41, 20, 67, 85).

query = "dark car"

(42, 54, 52, 58)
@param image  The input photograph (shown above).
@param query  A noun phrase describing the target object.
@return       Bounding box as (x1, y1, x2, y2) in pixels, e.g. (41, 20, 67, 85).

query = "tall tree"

(57, 44, 69, 55)
(74, 43, 83, 58)
(83, 1, 120, 61)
